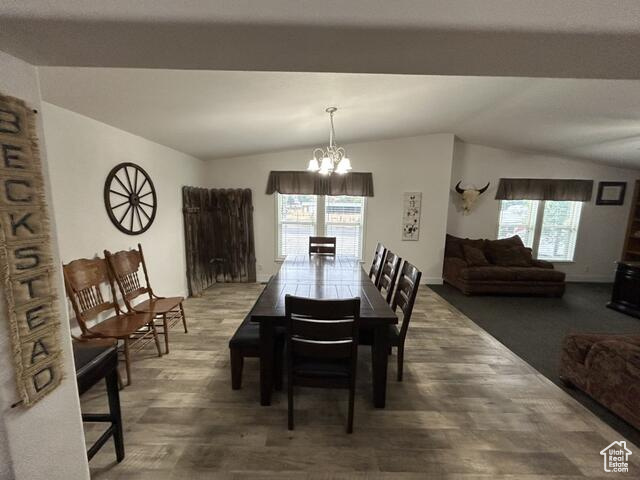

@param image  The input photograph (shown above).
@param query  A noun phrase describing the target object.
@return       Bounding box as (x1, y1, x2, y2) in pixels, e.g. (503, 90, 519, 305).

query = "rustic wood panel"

(182, 187, 256, 296)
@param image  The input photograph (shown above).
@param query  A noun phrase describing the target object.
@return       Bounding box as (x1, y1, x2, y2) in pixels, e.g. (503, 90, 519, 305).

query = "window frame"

(496, 199, 583, 263)
(275, 193, 367, 261)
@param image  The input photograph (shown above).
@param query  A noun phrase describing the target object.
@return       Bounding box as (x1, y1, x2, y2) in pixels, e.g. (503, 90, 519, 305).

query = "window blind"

(277, 194, 317, 256)
(537, 201, 582, 261)
(497, 199, 539, 248)
(325, 196, 366, 258)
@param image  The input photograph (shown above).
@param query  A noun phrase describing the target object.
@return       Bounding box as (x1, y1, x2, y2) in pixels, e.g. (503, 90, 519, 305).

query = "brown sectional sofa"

(443, 234, 566, 296)
(560, 333, 640, 430)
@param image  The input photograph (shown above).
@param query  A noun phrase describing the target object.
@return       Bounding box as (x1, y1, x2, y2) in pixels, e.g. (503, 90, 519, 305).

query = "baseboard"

(422, 277, 443, 285)
(565, 274, 614, 283)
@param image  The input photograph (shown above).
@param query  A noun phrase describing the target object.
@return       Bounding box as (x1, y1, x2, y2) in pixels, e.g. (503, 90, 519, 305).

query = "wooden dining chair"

(368, 242, 387, 286)
(377, 250, 402, 305)
(285, 295, 360, 433)
(63, 258, 161, 386)
(308, 236, 337, 255)
(104, 244, 187, 354)
(358, 260, 421, 381)
(389, 261, 422, 381)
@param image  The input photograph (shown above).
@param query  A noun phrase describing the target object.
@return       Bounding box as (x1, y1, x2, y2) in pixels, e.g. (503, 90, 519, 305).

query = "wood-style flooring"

(82, 283, 639, 479)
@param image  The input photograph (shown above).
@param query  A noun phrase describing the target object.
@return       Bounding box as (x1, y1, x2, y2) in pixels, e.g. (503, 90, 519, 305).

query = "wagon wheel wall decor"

(104, 162, 157, 235)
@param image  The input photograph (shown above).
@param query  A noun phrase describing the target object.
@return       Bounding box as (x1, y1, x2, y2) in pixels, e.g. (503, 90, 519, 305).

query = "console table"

(607, 261, 640, 319)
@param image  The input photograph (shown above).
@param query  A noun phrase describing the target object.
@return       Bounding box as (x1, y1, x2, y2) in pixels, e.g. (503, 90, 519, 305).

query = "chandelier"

(307, 107, 352, 175)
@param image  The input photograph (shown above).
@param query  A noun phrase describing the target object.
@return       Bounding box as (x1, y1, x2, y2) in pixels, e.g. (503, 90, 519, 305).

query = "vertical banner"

(402, 192, 422, 241)
(0, 93, 63, 406)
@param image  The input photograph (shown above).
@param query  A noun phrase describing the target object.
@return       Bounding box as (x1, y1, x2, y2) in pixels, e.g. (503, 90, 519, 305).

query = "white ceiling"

(38, 67, 640, 169)
(3, 1, 640, 79)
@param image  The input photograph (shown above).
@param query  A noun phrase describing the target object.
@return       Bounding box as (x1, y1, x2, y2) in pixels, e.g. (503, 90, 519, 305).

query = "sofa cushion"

(487, 245, 533, 267)
(510, 267, 566, 282)
(462, 245, 490, 266)
(486, 235, 525, 249)
(445, 234, 486, 259)
(460, 266, 518, 282)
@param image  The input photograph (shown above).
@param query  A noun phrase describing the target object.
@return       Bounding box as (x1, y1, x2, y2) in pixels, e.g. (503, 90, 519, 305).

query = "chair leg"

(397, 344, 404, 382)
(151, 322, 162, 357)
(287, 366, 294, 430)
(116, 368, 124, 391)
(230, 348, 243, 390)
(274, 341, 284, 391)
(124, 338, 131, 386)
(163, 314, 170, 354)
(179, 302, 188, 333)
(347, 382, 355, 434)
(106, 366, 125, 462)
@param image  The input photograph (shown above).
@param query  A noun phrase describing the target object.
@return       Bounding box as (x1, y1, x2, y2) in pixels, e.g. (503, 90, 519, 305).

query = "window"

(276, 194, 366, 259)
(497, 200, 583, 261)
(497, 200, 539, 248)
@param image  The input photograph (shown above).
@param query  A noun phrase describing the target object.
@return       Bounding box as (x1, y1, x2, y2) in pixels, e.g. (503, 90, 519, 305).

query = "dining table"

(249, 254, 398, 408)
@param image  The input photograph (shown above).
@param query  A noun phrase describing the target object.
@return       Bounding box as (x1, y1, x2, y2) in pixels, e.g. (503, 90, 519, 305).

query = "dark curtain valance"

(266, 171, 374, 197)
(495, 178, 593, 201)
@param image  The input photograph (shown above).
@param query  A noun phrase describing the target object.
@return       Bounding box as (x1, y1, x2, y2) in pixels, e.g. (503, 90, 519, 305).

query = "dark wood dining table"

(249, 255, 398, 408)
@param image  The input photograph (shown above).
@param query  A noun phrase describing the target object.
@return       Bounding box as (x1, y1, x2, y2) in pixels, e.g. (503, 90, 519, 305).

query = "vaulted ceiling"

(39, 68, 640, 169)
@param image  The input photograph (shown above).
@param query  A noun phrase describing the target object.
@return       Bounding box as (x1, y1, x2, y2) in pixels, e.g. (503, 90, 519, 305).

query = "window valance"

(266, 171, 374, 197)
(495, 178, 593, 202)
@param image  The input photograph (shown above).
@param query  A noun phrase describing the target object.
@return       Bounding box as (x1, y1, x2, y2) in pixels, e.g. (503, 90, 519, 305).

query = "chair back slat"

(369, 242, 387, 285)
(378, 250, 402, 304)
(63, 258, 119, 334)
(285, 295, 359, 361)
(104, 244, 152, 309)
(308, 236, 337, 255)
(391, 260, 422, 340)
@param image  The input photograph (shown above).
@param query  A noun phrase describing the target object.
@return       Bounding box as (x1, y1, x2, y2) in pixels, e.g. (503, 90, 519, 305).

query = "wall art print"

(402, 192, 422, 241)
(0, 93, 63, 406)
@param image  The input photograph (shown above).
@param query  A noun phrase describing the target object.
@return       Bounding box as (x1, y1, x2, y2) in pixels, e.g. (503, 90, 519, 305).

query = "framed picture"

(402, 192, 422, 241)
(596, 181, 626, 205)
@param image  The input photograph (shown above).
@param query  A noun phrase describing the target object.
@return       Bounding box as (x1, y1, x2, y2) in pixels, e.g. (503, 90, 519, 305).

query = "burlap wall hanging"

(0, 93, 63, 406)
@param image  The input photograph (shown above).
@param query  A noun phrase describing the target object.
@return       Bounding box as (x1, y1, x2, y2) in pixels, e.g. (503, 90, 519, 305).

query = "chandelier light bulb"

(320, 156, 333, 172)
(340, 157, 352, 171)
(307, 158, 320, 172)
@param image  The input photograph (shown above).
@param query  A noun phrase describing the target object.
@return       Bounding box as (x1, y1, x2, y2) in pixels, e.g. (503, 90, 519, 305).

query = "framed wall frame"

(402, 192, 422, 241)
(596, 181, 627, 206)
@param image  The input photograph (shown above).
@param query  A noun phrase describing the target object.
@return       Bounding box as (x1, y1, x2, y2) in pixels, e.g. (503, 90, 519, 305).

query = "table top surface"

(250, 255, 397, 324)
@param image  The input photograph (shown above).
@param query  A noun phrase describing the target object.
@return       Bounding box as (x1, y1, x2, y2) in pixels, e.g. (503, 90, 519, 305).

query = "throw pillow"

(488, 245, 533, 267)
(463, 245, 491, 266)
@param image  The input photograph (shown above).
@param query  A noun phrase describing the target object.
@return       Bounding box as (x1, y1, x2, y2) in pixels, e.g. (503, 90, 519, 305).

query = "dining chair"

(377, 250, 402, 304)
(285, 295, 360, 433)
(308, 236, 337, 255)
(368, 242, 387, 286)
(104, 244, 187, 354)
(389, 261, 422, 381)
(63, 257, 161, 386)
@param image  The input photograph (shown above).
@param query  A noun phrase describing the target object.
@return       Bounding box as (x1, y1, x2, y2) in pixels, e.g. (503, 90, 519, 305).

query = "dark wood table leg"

(259, 321, 275, 406)
(371, 324, 390, 408)
(105, 367, 125, 462)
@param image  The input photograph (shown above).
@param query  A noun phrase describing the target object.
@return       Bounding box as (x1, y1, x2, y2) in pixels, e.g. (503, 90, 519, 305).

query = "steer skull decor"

(455, 181, 490, 215)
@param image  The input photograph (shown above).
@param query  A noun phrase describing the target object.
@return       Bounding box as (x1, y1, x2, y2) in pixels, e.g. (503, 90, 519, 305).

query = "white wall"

(205, 134, 455, 283)
(447, 140, 639, 281)
(0, 51, 89, 480)
(42, 103, 206, 299)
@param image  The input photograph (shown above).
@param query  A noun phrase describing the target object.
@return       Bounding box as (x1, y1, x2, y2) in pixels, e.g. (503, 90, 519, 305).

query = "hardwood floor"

(82, 283, 639, 478)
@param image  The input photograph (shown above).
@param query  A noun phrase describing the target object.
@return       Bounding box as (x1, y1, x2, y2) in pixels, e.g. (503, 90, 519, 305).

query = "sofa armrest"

(531, 259, 554, 269)
(443, 257, 468, 280)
